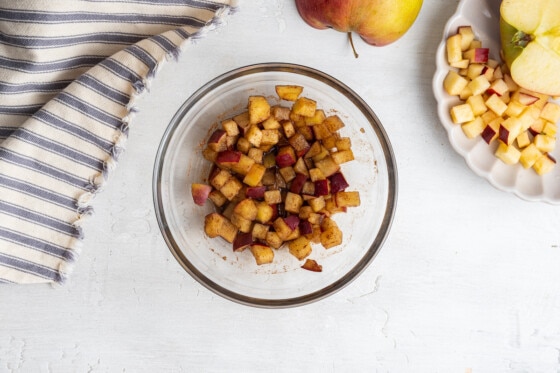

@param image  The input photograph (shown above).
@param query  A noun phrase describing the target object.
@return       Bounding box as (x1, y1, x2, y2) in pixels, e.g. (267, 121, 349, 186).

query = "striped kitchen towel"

(0, 0, 236, 284)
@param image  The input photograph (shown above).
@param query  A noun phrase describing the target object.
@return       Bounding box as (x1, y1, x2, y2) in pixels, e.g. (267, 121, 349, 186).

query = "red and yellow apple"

(295, 0, 423, 57)
(500, 0, 560, 96)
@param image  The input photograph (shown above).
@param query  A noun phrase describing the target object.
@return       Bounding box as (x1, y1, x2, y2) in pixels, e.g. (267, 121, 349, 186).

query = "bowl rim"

(152, 62, 398, 308)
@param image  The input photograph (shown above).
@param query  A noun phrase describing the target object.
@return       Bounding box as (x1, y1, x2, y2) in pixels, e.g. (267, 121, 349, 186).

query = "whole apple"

(295, 0, 423, 56)
(500, 0, 560, 96)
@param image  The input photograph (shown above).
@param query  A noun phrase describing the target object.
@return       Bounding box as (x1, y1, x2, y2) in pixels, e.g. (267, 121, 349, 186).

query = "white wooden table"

(2, 1, 560, 372)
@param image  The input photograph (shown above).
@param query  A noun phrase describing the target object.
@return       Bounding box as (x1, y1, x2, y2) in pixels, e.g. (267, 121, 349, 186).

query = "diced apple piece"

(210, 168, 231, 189)
(450, 103, 475, 124)
(301, 258, 322, 272)
(290, 173, 308, 194)
(331, 149, 354, 164)
(250, 244, 274, 265)
(446, 33, 462, 64)
(244, 125, 262, 147)
(271, 106, 291, 121)
(450, 59, 470, 69)
(204, 213, 237, 243)
(255, 202, 274, 223)
(245, 186, 266, 199)
(236, 137, 251, 154)
(233, 112, 250, 134)
(260, 129, 280, 146)
(221, 119, 240, 137)
(248, 96, 270, 124)
(320, 217, 343, 249)
(299, 220, 313, 235)
(533, 154, 556, 175)
(208, 189, 228, 207)
(273, 217, 294, 240)
(243, 163, 266, 187)
(288, 236, 312, 260)
(279, 166, 296, 183)
(466, 75, 490, 96)
(516, 92, 539, 106)
(458, 25, 474, 51)
(275, 85, 303, 101)
(230, 154, 255, 175)
(308, 196, 326, 212)
(494, 143, 521, 165)
(233, 198, 258, 220)
(265, 231, 283, 249)
(463, 47, 489, 63)
(285, 192, 304, 214)
(335, 137, 351, 151)
(543, 122, 557, 137)
(207, 129, 228, 152)
(534, 134, 556, 153)
(516, 131, 531, 149)
(191, 183, 212, 206)
(485, 94, 508, 116)
(529, 118, 547, 135)
(314, 179, 330, 196)
(334, 191, 361, 207)
(314, 155, 340, 177)
(540, 102, 560, 123)
(288, 133, 311, 157)
(487, 78, 509, 97)
(264, 189, 282, 205)
(252, 223, 269, 241)
(275, 146, 297, 168)
(466, 95, 488, 116)
(505, 100, 526, 117)
(519, 143, 543, 169)
(216, 150, 242, 167)
(466, 63, 485, 79)
(291, 97, 316, 117)
(328, 172, 349, 194)
(443, 70, 469, 96)
(462, 117, 486, 139)
(499, 117, 522, 145)
(233, 232, 254, 252)
(220, 177, 243, 200)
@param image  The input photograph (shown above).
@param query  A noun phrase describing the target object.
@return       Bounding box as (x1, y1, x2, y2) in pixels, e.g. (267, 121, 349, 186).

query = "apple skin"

(295, 0, 423, 47)
(499, 0, 560, 96)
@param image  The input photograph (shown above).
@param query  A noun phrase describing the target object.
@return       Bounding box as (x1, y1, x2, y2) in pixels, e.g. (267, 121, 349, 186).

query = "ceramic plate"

(432, 0, 560, 204)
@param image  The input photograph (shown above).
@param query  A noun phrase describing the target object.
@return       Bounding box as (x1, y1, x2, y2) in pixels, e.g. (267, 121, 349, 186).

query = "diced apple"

(446, 33, 463, 63)
(220, 177, 243, 200)
(320, 217, 342, 249)
(271, 106, 291, 121)
(516, 131, 531, 149)
(252, 223, 269, 241)
(191, 183, 212, 206)
(288, 236, 312, 260)
(450, 103, 475, 124)
(288, 133, 311, 157)
(248, 96, 270, 124)
(216, 150, 242, 166)
(275, 146, 297, 168)
(466, 63, 485, 79)
(328, 172, 349, 194)
(462, 117, 486, 139)
(499, 117, 522, 145)
(291, 97, 316, 117)
(208, 189, 227, 207)
(221, 119, 240, 137)
(334, 191, 361, 207)
(275, 85, 303, 101)
(540, 102, 560, 123)
(264, 189, 282, 205)
(516, 92, 539, 106)
(250, 244, 274, 265)
(314, 155, 340, 177)
(290, 173, 308, 194)
(233, 232, 254, 252)
(314, 179, 330, 196)
(207, 129, 228, 152)
(485, 94, 508, 116)
(331, 149, 354, 164)
(443, 70, 469, 96)
(301, 258, 322, 272)
(463, 47, 489, 63)
(487, 78, 509, 97)
(519, 143, 543, 169)
(495, 142, 521, 165)
(466, 95, 488, 116)
(458, 25, 474, 51)
(243, 163, 266, 187)
(255, 202, 274, 224)
(534, 134, 556, 153)
(533, 154, 556, 175)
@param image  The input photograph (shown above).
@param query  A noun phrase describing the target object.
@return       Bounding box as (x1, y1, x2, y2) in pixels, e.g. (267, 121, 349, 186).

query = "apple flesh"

(295, 0, 423, 57)
(500, 0, 560, 96)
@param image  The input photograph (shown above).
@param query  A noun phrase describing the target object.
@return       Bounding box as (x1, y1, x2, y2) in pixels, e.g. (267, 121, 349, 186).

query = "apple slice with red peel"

(464, 48, 489, 63)
(328, 172, 349, 194)
(233, 232, 254, 252)
(275, 146, 297, 168)
(299, 220, 313, 235)
(517, 92, 539, 106)
(283, 215, 300, 231)
(207, 129, 228, 152)
(245, 186, 266, 199)
(289, 173, 308, 194)
(216, 150, 241, 165)
(191, 183, 212, 206)
(314, 179, 329, 196)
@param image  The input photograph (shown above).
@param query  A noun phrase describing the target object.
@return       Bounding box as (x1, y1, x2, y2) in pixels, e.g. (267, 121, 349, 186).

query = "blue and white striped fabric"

(0, 0, 236, 284)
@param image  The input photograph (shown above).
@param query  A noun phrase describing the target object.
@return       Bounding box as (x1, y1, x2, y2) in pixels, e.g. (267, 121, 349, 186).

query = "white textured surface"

(2, 1, 560, 372)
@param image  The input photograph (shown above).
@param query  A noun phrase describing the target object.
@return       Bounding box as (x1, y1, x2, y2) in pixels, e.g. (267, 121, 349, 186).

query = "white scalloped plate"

(432, 0, 560, 204)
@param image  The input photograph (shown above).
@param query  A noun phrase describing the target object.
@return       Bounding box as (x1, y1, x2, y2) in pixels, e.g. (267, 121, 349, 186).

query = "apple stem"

(347, 32, 359, 58)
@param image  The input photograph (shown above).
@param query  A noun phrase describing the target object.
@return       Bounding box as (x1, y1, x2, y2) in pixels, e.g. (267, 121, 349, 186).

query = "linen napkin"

(0, 0, 236, 284)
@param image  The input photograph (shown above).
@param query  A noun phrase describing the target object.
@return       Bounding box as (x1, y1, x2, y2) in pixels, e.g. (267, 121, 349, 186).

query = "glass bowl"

(153, 63, 397, 308)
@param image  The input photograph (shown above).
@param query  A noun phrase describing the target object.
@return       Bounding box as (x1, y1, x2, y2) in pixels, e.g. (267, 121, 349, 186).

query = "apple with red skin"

(328, 172, 349, 194)
(290, 173, 308, 194)
(275, 146, 297, 168)
(216, 150, 241, 165)
(191, 183, 212, 206)
(299, 220, 313, 235)
(246, 186, 267, 199)
(233, 232, 254, 252)
(284, 215, 300, 231)
(295, 0, 423, 57)
(207, 129, 227, 152)
(314, 179, 329, 196)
